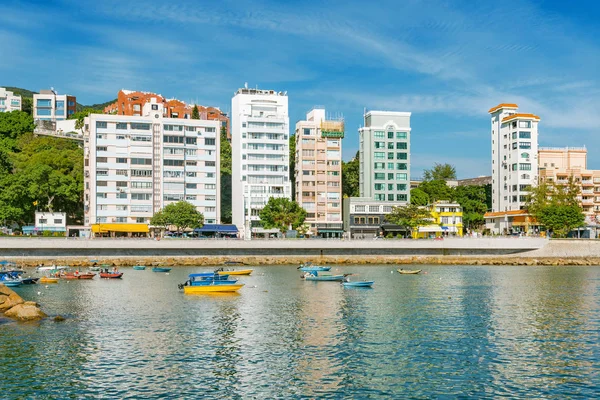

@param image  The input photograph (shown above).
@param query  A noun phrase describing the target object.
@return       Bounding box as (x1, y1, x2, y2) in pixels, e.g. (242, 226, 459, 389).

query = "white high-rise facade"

(0, 88, 22, 112)
(359, 111, 411, 203)
(489, 103, 539, 212)
(84, 100, 220, 228)
(231, 87, 290, 237)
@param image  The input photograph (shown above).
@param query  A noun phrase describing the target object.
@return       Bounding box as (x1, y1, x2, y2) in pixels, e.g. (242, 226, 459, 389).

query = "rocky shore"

(6, 255, 600, 267)
(0, 284, 47, 321)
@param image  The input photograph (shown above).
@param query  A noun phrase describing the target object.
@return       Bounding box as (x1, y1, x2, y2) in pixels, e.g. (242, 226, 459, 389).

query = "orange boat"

(62, 272, 96, 280)
(100, 272, 123, 279)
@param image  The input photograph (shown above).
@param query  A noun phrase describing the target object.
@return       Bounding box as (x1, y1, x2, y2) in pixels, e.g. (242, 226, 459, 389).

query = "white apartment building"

(34, 89, 76, 121)
(0, 88, 22, 112)
(231, 86, 291, 237)
(489, 103, 539, 212)
(84, 100, 220, 230)
(295, 108, 344, 237)
(359, 111, 411, 203)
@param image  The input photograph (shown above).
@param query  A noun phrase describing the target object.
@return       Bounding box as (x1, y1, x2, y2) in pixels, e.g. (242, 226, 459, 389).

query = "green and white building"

(359, 111, 411, 203)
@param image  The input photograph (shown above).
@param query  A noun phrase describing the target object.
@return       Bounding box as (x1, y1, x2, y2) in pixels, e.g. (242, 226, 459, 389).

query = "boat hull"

(2, 281, 21, 287)
(21, 277, 40, 285)
(152, 268, 171, 273)
(397, 269, 422, 275)
(100, 273, 123, 279)
(40, 277, 59, 284)
(299, 266, 331, 272)
(217, 269, 253, 276)
(343, 281, 374, 287)
(133, 266, 146, 270)
(184, 284, 244, 293)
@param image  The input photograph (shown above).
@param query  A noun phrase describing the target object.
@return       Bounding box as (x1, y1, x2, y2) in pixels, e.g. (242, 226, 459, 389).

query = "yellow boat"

(217, 269, 253, 276)
(397, 269, 422, 275)
(40, 276, 59, 283)
(183, 284, 244, 294)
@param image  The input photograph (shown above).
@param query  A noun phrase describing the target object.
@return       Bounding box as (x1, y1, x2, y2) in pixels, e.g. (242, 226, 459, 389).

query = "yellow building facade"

(414, 201, 463, 238)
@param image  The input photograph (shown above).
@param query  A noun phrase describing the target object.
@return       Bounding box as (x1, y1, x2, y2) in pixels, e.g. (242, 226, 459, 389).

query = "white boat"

(36, 265, 68, 271)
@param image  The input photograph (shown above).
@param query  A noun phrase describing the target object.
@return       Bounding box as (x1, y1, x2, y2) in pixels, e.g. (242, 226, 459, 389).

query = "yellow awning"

(92, 223, 149, 233)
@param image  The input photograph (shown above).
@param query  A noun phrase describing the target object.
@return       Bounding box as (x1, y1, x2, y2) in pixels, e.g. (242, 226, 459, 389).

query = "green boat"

(133, 265, 146, 270)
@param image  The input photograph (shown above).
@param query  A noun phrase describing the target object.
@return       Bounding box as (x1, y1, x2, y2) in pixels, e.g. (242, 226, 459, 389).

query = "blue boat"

(342, 281, 374, 288)
(1, 272, 22, 287)
(302, 271, 345, 282)
(178, 273, 237, 289)
(152, 267, 171, 273)
(298, 263, 331, 272)
(133, 265, 146, 270)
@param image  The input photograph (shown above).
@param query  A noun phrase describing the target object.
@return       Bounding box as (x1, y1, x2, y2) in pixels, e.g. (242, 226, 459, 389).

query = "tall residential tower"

(231, 87, 291, 238)
(294, 107, 344, 238)
(489, 104, 539, 212)
(359, 111, 411, 203)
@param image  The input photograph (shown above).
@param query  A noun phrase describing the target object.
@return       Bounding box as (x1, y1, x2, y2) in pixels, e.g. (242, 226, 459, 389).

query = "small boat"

(397, 269, 422, 275)
(133, 265, 146, 270)
(89, 266, 101, 272)
(298, 263, 331, 272)
(302, 272, 345, 282)
(2, 279, 22, 287)
(36, 265, 68, 272)
(183, 283, 244, 294)
(21, 277, 40, 285)
(152, 267, 171, 273)
(216, 269, 253, 276)
(100, 272, 123, 279)
(77, 273, 96, 280)
(40, 276, 59, 284)
(189, 272, 230, 281)
(342, 281, 374, 288)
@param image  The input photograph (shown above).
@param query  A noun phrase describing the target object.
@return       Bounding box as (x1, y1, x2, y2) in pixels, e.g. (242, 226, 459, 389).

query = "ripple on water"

(1, 265, 600, 398)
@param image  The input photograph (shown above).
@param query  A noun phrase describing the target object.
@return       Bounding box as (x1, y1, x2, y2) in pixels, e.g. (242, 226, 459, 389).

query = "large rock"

(4, 303, 47, 321)
(0, 284, 46, 321)
(0, 284, 24, 311)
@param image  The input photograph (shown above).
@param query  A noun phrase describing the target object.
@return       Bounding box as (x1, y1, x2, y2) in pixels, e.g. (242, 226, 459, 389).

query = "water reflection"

(1, 265, 599, 398)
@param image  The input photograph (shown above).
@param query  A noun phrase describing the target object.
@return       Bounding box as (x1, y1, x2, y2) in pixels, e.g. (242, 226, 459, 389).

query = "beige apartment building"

(295, 108, 344, 238)
(538, 146, 600, 225)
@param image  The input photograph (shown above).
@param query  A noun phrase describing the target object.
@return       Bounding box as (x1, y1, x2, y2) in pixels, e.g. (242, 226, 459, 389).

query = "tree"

(385, 204, 432, 238)
(410, 188, 429, 206)
(21, 98, 33, 116)
(259, 197, 307, 235)
(0, 111, 35, 139)
(419, 179, 453, 202)
(527, 178, 584, 237)
(423, 163, 456, 181)
(220, 126, 232, 223)
(192, 105, 200, 120)
(342, 151, 360, 198)
(151, 201, 204, 233)
(289, 134, 296, 200)
(69, 108, 102, 133)
(453, 185, 488, 230)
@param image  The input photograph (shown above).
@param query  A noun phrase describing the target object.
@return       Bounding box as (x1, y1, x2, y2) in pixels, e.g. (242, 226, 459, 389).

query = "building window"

(164, 135, 184, 144)
(396, 152, 407, 160)
(205, 138, 216, 146)
(519, 131, 531, 139)
(521, 152, 529, 159)
(397, 184, 407, 191)
(396, 163, 407, 170)
(374, 142, 385, 149)
(355, 205, 365, 212)
(396, 173, 407, 180)
(387, 194, 394, 201)
(131, 169, 152, 177)
(519, 163, 532, 171)
(374, 173, 385, 180)
(374, 184, 384, 190)
(116, 123, 127, 130)
(374, 194, 385, 201)
(388, 173, 394, 180)
(396, 142, 407, 150)
(96, 157, 107, 163)
(396, 132, 407, 139)
(131, 193, 152, 200)
(96, 121, 107, 129)
(374, 131, 384, 139)
(163, 159, 184, 167)
(116, 181, 128, 187)
(387, 131, 394, 139)
(374, 152, 385, 159)
(374, 163, 385, 170)
(519, 121, 531, 128)
(164, 125, 183, 132)
(512, 163, 517, 171)
(519, 142, 531, 149)
(205, 184, 216, 190)
(205, 127, 216, 133)
(130, 123, 151, 130)
(512, 142, 517, 149)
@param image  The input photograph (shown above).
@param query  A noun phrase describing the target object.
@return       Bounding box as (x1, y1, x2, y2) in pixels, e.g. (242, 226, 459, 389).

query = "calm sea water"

(1, 265, 599, 399)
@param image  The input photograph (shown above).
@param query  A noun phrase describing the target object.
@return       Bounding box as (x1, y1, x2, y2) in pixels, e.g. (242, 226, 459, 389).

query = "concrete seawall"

(1, 237, 599, 266)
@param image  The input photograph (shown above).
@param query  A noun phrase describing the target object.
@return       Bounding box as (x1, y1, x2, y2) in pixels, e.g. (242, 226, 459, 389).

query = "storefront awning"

(194, 224, 239, 234)
(92, 223, 149, 233)
(418, 225, 443, 233)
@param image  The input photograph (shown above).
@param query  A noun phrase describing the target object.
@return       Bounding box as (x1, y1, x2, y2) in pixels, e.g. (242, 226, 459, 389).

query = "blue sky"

(2, 0, 600, 178)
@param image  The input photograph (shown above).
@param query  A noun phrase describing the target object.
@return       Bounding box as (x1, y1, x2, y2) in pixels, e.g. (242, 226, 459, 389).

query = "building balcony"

(582, 180, 594, 186)
(581, 189, 594, 194)
(582, 198, 594, 205)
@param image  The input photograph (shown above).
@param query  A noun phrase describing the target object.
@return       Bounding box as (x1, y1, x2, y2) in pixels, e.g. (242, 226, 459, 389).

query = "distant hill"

(1, 86, 114, 112)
